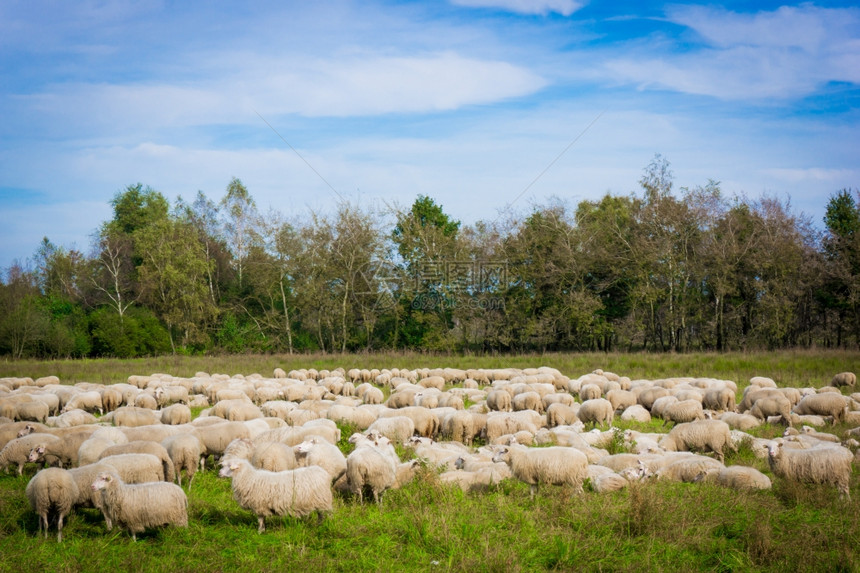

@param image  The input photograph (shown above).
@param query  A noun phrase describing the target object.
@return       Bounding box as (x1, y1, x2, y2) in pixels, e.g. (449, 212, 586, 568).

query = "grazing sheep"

(91, 470, 188, 541)
(577, 399, 614, 427)
(159, 404, 192, 425)
(637, 387, 671, 410)
(219, 459, 332, 532)
(1, 433, 60, 475)
(366, 416, 415, 444)
(702, 388, 736, 412)
(194, 421, 252, 466)
(620, 405, 652, 423)
(794, 394, 848, 424)
(712, 465, 772, 490)
(662, 399, 706, 425)
(99, 453, 167, 483)
(749, 396, 792, 425)
(161, 433, 203, 486)
(512, 391, 543, 414)
(579, 384, 602, 402)
(77, 437, 118, 466)
(485, 412, 539, 443)
(487, 389, 512, 412)
(657, 454, 725, 483)
(492, 442, 588, 498)
(98, 441, 176, 483)
(440, 411, 475, 445)
(48, 409, 98, 428)
(294, 436, 347, 483)
(831, 372, 856, 388)
(112, 406, 162, 427)
(659, 419, 734, 462)
(26, 467, 80, 541)
(346, 436, 400, 503)
(718, 412, 761, 431)
(606, 390, 637, 413)
(767, 439, 853, 498)
(62, 391, 103, 415)
(381, 407, 439, 439)
(15, 401, 50, 424)
(546, 403, 579, 427)
(250, 441, 298, 472)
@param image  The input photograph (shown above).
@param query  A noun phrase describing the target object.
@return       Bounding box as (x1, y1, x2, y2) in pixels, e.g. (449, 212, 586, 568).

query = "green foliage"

(89, 306, 171, 358)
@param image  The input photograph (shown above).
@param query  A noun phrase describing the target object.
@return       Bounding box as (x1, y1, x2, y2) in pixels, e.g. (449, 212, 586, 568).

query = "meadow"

(0, 350, 858, 572)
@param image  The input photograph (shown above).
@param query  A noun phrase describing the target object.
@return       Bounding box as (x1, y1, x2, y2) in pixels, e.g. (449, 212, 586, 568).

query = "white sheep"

(661, 399, 705, 425)
(718, 412, 761, 430)
(659, 419, 735, 462)
(767, 439, 853, 498)
(657, 454, 725, 482)
(713, 465, 772, 490)
(620, 405, 652, 423)
(749, 395, 792, 425)
(577, 399, 614, 427)
(294, 436, 347, 482)
(98, 441, 176, 483)
(345, 435, 400, 503)
(62, 391, 103, 415)
(250, 441, 298, 472)
(702, 387, 736, 412)
(91, 470, 188, 541)
(161, 433, 203, 486)
(26, 467, 80, 541)
(159, 404, 191, 425)
(794, 394, 848, 424)
(492, 441, 588, 498)
(366, 416, 415, 444)
(219, 459, 332, 532)
(439, 411, 475, 445)
(831, 372, 856, 388)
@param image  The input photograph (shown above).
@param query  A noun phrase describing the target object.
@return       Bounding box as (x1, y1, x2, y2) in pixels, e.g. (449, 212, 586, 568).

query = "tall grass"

(1, 351, 859, 571)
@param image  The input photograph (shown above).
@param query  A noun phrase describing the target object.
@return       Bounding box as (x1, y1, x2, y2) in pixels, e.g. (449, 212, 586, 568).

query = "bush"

(89, 305, 171, 357)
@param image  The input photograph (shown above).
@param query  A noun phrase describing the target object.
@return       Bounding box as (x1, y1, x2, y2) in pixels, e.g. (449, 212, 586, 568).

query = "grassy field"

(1, 350, 859, 572)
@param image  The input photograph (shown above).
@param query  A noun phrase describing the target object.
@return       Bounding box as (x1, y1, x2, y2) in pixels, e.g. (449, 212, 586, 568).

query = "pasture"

(0, 350, 858, 572)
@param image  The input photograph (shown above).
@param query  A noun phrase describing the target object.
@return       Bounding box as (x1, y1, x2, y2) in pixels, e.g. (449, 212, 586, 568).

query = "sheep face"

(17, 424, 36, 438)
(27, 446, 46, 463)
(91, 472, 113, 492)
(219, 460, 241, 478)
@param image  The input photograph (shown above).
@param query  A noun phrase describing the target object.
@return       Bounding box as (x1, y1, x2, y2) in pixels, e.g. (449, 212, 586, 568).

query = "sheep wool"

(26, 467, 79, 542)
(493, 442, 588, 498)
(767, 440, 853, 498)
(219, 459, 332, 532)
(659, 419, 734, 462)
(91, 471, 188, 541)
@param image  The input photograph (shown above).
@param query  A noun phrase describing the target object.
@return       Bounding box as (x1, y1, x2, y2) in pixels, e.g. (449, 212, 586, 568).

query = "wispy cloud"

(604, 4, 860, 100)
(450, 0, 585, 16)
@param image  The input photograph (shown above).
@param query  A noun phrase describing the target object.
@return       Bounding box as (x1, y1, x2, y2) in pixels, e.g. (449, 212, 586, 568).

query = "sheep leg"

(57, 514, 64, 543)
(529, 484, 537, 499)
(257, 516, 266, 534)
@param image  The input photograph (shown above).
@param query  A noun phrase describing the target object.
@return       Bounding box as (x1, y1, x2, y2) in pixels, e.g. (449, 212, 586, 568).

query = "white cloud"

(450, 0, 584, 16)
(604, 4, 860, 100)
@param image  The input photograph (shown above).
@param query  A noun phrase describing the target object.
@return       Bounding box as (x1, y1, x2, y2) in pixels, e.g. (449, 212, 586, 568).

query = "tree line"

(1, 155, 858, 358)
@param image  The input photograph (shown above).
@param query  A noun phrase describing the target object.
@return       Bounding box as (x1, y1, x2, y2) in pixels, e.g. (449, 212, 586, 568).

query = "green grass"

(1, 350, 859, 571)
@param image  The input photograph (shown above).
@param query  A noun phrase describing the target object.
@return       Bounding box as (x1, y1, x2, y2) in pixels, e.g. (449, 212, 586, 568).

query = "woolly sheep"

(161, 433, 203, 486)
(638, 387, 671, 410)
(713, 465, 772, 490)
(659, 419, 735, 462)
(91, 470, 188, 541)
(345, 438, 399, 503)
(486, 389, 512, 412)
(492, 441, 588, 498)
(250, 441, 298, 472)
(657, 454, 725, 482)
(485, 413, 538, 443)
(99, 453, 168, 482)
(620, 405, 651, 423)
(159, 404, 192, 425)
(831, 372, 856, 388)
(649, 395, 679, 419)
(62, 391, 103, 415)
(702, 388, 736, 412)
(26, 467, 79, 541)
(77, 437, 118, 466)
(662, 399, 706, 425)
(98, 441, 176, 483)
(194, 421, 252, 466)
(577, 399, 614, 427)
(439, 411, 475, 445)
(718, 412, 761, 430)
(749, 396, 792, 425)
(112, 406, 162, 427)
(381, 407, 438, 439)
(15, 401, 50, 424)
(366, 416, 415, 444)
(0, 433, 60, 474)
(794, 394, 848, 424)
(767, 439, 853, 498)
(294, 436, 347, 482)
(606, 389, 636, 413)
(219, 459, 332, 533)
(49, 409, 98, 428)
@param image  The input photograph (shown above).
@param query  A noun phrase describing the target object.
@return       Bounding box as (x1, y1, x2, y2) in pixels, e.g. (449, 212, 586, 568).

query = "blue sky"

(1, 0, 858, 269)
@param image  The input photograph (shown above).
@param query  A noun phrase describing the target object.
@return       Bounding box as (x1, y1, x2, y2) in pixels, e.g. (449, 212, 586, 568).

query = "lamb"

(161, 433, 203, 486)
(577, 399, 614, 427)
(26, 467, 80, 541)
(831, 372, 856, 388)
(659, 419, 735, 462)
(492, 441, 588, 498)
(219, 459, 332, 532)
(767, 439, 853, 498)
(793, 394, 848, 424)
(91, 470, 188, 541)
(294, 436, 347, 483)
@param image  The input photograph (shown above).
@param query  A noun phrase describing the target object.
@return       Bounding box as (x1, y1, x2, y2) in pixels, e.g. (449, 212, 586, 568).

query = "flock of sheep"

(1, 366, 858, 542)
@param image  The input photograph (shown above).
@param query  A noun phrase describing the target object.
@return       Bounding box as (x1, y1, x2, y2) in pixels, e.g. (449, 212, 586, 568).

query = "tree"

(176, 191, 231, 307)
(821, 189, 860, 346)
(0, 264, 49, 358)
(220, 178, 261, 290)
